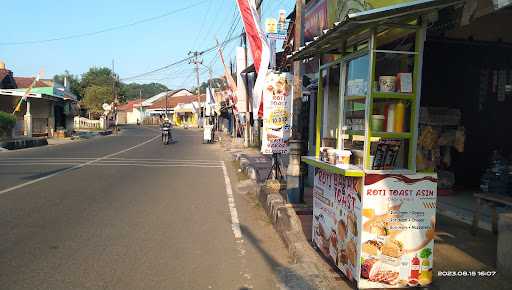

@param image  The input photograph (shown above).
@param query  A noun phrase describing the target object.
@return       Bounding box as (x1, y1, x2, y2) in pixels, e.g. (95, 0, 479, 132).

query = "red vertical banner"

(235, 0, 270, 118)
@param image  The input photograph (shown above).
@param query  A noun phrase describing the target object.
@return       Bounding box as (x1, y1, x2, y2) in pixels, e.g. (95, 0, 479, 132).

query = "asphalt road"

(0, 126, 291, 290)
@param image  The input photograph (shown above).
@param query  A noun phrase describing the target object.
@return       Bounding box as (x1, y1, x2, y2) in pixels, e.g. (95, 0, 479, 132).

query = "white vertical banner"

(205, 87, 214, 117)
(236, 47, 247, 113)
(261, 72, 292, 154)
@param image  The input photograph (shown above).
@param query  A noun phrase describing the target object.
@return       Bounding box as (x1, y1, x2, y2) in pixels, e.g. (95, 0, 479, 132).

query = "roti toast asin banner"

(261, 72, 292, 155)
(313, 169, 437, 288)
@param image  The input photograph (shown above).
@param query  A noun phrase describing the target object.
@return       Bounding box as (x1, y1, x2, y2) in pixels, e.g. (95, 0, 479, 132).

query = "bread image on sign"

(267, 108, 289, 130)
(362, 240, 383, 256)
(381, 239, 403, 258)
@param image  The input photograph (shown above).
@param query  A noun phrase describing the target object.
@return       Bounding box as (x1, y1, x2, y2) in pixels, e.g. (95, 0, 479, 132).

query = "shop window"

(343, 54, 369, 153)
(321, 65, 341, 141)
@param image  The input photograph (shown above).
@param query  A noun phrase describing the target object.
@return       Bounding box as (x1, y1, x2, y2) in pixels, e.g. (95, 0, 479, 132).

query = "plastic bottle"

(394, 101, 405, 133)
(410, 255, 420, 280)
(420, 258, 432, 282)
(386, 104, 395, 132)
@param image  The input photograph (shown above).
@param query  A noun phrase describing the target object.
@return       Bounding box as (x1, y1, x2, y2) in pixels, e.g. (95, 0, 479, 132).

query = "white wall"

(126, 108, 144, 124)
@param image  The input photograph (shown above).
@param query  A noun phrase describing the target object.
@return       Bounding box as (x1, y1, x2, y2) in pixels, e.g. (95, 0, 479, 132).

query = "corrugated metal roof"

(142, 89, 193, 105)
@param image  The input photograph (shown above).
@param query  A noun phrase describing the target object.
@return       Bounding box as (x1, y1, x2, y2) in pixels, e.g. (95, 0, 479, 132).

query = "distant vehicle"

(161, 120, 172, 145)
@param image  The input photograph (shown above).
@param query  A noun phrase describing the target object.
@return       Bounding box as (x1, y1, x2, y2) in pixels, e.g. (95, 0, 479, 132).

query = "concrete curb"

(257, 185, 342, 290)
(0, 137, 48, 150)
(218, 134, 346, 289)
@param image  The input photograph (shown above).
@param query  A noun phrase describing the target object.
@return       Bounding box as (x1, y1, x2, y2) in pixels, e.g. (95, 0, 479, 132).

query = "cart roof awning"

(289, 0, 463, 61)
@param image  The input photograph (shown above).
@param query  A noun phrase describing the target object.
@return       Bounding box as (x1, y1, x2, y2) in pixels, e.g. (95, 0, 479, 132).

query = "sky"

(1, 0, 293, 92)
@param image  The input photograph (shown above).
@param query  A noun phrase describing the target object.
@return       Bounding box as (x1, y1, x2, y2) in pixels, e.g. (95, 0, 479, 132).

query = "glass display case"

(310, 24, 423, 174)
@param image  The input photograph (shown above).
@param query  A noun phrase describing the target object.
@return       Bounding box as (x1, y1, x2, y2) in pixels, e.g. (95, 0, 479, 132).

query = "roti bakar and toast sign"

(261, 72, 292, 155)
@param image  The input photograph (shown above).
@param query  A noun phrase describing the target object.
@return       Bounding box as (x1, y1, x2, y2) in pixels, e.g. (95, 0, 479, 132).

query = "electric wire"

(121, 33, 243, 82)
(191, 0, 214, 49)
(0, 0, 208, 45)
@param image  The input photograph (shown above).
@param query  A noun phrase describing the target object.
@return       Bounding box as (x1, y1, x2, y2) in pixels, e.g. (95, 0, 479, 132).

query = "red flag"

(236, 0, 270, 118)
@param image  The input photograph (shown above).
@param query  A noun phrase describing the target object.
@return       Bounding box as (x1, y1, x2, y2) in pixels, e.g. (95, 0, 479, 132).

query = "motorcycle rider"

(161, 117, 172, 144)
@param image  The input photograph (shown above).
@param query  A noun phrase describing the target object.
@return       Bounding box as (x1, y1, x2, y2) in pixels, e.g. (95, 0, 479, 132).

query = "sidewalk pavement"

(217, 132, 512, 290)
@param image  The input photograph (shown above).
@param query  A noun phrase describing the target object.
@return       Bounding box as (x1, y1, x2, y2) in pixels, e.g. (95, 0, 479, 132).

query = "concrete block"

(266, 194, 284, 222)
(497, 213, 512, 272)
(239, 157, 250, 169)
(247, 167, 258, 181)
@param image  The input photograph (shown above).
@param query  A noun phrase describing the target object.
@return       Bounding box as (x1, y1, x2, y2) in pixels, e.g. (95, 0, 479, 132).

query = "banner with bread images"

(312, 168, 362, 282)
(359, 173, 437, 288)
(261, 72, 292, 154)
(312, 168, 437, 288)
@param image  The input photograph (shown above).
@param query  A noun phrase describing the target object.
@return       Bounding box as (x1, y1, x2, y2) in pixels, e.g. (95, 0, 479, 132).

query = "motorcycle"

(161, 125, 172, 145)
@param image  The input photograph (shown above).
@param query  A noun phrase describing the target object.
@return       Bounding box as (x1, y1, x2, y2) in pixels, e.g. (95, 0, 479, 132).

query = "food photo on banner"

(261, 72, 292, 155)
(312, 169, 437, 288)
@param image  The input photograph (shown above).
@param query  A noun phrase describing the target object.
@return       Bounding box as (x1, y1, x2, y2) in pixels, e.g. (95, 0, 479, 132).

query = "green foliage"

(53, 67, 169, 116)
(191, 77, 227, 94)
(80, 67, 116, 90)
(419, 247, 432, 259)
(82, 85, 114, 114)
(122, 82, 169, 100)
(53, 70, 82, 99)
(0, 111, 16, 137)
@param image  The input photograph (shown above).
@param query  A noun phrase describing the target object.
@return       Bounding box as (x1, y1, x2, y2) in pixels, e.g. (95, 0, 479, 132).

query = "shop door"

(422, 40, 512, 188)
(54, 105, 65, 130)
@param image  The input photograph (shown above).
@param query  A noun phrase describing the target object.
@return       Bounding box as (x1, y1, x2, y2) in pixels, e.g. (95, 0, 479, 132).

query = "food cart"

(291, 1, 460, 288)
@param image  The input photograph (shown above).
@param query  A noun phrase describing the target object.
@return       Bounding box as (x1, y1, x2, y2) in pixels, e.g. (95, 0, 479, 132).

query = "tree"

(80, 67, 118, 97)
(54, 71, 82, 99)
(81, 85, 113, 115)
(121, 82, 169, 100)
(0, 111, 16, 139)
(191, 77, 227, 94)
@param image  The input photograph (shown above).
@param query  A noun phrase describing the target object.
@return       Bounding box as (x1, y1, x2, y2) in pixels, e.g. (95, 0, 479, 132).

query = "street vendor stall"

(291, 0, 461, 288)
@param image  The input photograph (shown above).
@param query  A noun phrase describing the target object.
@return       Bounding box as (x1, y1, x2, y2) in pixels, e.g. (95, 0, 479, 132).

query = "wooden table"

(471, 192, 512, 235)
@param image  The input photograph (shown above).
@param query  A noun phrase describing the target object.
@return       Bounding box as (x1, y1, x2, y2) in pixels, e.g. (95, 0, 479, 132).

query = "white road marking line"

(221, 161, 242, 240)
(0, 157, 224, 164)
(106, 158, 222, 163)
(0, 157, 96, 160)
(92, 163, 223, 168)
(0, 163, 223, 168)
(0, 163, 82, 166)
(0, 159, 223, 166)
(0, 135, 159, 196)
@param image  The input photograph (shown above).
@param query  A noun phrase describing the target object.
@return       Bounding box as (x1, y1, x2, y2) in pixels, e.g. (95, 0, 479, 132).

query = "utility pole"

(189, 51, 203, 128)
(139, 89, 143, 126)
(242, 30, 251, 148)
(287, 0, 305, 204)
(255, 0, 263, 147)
(112, 59, 118, 133)
(165, 92, 168, 118)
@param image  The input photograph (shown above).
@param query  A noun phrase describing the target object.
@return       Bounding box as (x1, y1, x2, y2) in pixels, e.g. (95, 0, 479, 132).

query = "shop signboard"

(261, 72, 292, 155)
(329, 1, 417, 27)
(305, 0, 328, 42)
(313, 169, 437, 288)
(313, 168, 363, 282)
(265, 9, 288, 40)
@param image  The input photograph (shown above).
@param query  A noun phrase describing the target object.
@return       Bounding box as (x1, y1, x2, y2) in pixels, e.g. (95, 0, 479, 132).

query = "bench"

(471, 192, 512, 235)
